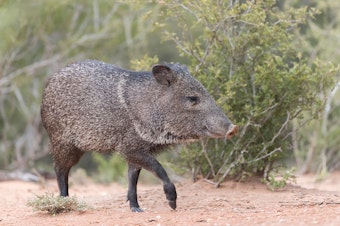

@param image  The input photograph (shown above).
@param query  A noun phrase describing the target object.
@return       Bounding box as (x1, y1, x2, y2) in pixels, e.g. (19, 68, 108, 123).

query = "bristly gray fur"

(42, 60, 231, 155)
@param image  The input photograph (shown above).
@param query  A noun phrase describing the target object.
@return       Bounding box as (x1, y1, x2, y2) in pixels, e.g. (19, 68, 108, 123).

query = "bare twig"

(92, 0, 99, 32)
(248, 147, 282, 164)
(200, 139, 216, 178)
(252, 111, 290, 160)
(215, 149, 244, 188)
(0, 54, 62, 87)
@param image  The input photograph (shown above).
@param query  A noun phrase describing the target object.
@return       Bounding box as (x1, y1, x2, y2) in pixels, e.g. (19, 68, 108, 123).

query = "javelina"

(41, 60, 238, 212)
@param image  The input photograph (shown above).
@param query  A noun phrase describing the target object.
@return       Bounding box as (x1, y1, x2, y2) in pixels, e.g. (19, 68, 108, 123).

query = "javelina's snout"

(226, 124, 238, 139)
(206, 114, 238, 139)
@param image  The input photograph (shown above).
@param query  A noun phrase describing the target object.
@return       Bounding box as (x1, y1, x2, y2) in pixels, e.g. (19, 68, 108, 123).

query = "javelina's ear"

(152, 64, 176, 87)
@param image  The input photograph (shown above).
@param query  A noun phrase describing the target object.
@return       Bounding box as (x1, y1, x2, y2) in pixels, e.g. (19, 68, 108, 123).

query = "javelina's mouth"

(202, 124, 238, 139)
(203, 126, 227, 139)
(226, 125, 238, 139)
(164, 131, 200, 143)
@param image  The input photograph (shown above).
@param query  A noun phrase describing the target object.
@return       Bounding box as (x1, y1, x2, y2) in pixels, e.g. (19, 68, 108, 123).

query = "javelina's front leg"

(127, 153, 177, 211)
(127, 164, 142, 212)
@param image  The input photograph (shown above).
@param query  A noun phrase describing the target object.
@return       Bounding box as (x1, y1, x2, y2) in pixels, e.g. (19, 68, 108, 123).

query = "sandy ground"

(1, 172, 340, 226)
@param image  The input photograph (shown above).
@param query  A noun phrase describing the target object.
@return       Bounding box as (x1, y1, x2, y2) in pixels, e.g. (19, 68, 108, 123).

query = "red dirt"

(1, 172, 340, 226)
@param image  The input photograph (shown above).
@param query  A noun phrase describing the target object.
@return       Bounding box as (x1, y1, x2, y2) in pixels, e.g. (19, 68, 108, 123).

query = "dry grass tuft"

(27, 193, 88, 215)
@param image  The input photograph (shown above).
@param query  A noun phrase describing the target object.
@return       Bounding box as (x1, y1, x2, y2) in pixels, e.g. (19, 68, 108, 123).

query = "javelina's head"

(133, 63, 237, 144)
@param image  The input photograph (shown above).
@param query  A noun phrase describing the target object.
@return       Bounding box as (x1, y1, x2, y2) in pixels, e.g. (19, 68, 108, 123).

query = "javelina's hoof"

(131, 207, 144, 212)
(226, 124, 238, 139)
(168, 200, 176, 210)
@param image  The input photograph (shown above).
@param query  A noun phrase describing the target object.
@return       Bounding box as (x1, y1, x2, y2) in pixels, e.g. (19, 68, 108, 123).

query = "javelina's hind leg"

(127, 164, 142, 212)
(53, 146, 84, 197)
(128, 153, 177, 211)
(55, 164, 71, 196)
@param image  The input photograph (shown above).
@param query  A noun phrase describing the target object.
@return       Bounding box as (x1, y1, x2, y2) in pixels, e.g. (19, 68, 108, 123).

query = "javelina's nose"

(226, 124, 238, 139)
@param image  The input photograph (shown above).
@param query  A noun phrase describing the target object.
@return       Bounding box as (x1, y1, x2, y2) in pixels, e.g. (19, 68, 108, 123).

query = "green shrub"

(138, 0, 336, 186)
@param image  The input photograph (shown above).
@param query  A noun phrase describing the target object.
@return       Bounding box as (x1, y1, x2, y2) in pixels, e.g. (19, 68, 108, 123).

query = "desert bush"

(150, 0, 336, 186)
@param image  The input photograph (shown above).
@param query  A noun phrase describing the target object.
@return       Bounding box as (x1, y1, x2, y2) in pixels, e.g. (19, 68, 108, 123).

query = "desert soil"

(1, 172, 340, 226)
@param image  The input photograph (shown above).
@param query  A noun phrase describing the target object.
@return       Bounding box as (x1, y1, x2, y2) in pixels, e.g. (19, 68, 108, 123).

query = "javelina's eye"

(187, 96, 199, 105)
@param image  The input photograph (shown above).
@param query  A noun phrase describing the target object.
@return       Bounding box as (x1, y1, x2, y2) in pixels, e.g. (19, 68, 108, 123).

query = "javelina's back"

(42, 60, 139, 152)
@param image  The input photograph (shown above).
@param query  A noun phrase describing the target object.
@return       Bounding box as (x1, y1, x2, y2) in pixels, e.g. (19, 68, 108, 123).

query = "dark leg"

(127, 164, 142, 212)
(53, 146, 84, 197)
(128, 153, 177, 211)
(55, 165, 71, 196)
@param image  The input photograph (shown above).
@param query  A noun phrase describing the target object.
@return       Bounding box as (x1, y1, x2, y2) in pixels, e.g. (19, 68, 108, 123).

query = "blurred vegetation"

(0, 0, 339, 185)
(92, 153, 127, 184)
(288, 0, 340, 177)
